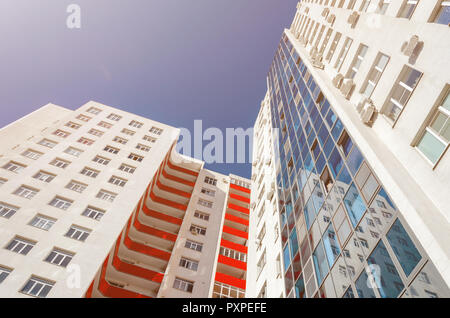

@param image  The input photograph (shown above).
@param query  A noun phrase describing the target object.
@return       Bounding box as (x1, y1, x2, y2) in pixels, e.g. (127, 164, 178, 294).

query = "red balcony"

(215, 272, 246, 290)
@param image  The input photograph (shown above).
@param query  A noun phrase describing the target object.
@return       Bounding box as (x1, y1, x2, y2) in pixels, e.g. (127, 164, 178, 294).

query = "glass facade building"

(266, 33, 450, 298)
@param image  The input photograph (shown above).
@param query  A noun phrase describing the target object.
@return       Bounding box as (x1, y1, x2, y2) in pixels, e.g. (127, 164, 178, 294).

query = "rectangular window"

(179, 257, 199, 271)
(361, 52, 390, 97)
(257, 250, 267, 277)
(0, 266, 12, 284)
(38, 139, 57, 148)
(335, 37, 353, 71)
(49, 196, 73, 210)
(121, 128, 135, 136)
(204, 176, 217, 186)
(433, 1, 450, 25)
(29, 215, 55, 231)
(108, 175, 127, 187)
(136, 143, 151, 152)
(185, 240, 203, 252)
(64, 147, 83, 157)
(377, 0, 390, 14)
(119, 163, 136, 174)
(128, 153, 143, 162)
(219, 246, 247, 262)
(21, 276, 54, 298)
(6, 237, 35, 255)
(65, 180, 87, 193)
(80, 167, 99, 178)
(149, 126, 163, 135)
(383, 66, 422, 123)
(82, 206, 105, 221)
(143, 135, 157, 143)
(107, 113, 122, 121)
(98, 121, 113, 129)
(194, 210, 210, 221)
(52, 129, 70, 138)
(96, 189, 117, 202)
(173, 277, 194, 293)
(416, 89, 450, 165)
(76, 114, 91, 122)
(45, 248, 74, 267)
(50, 158, 70, 169)
(87, 107, 102, 115)
(198, 199, 213, 208)
(88, 129, 104, 137)
(2, 161, 26, 173)
(190, 224, 206, 236)
(398, 0, 419, 19)
(200, 188, 216, 197)
(104, 145, 119, 154)
(129, 120, 143, 128)
(113, 136, 128, 145)
(92, 155, 110, 165)
(21, 149, 43, 160)
(346, 44, 368, 79)
(0, 202, 19, 219)
(65, 225, 91, 241)
(33, 170, 56, 183)
(13, 185, 39, 199)
(65, 121, 81, 129)
(77, 137, 94, 145)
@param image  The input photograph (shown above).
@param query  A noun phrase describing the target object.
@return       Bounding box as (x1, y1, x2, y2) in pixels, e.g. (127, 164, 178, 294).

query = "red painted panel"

(112, 255, 164, 284)
(215, 272, 246, 290)
(230, 183, 251, 194)
(222, 225, 248, 239)
(225, 213, 249, 226)
(85, 280, 94, 298)
(227, 203, 250, 215)
(166, 159, 199, 177)
(133, 216, 178, 242)
(220, 239, 248, 254)
(149, 189, 187, 211)
(162, 169, 196, 187)
(229, 193, 251, 204)
(218, 254, 247, 270)
(156, 179, 191, 198)
(123, 236, 171, 261)
(142, 204, 183, 225)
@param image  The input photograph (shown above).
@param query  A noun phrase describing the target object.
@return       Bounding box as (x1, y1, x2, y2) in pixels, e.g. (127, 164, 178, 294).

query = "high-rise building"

(247, 0, 450, 298)
(0, 101, 251, 298)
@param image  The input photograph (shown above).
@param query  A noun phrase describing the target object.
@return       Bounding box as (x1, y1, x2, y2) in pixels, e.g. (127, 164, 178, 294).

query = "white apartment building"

(247, 0, 450, 298)
(0, 101, 251, 298)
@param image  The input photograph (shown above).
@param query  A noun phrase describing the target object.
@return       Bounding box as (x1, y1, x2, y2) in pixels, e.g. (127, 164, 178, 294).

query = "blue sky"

(0, 0, 298, 178)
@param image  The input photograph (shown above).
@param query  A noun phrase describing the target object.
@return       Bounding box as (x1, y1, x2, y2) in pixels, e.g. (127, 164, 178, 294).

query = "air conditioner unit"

(312, 52, 325, 69)
(340, 78, 355, 100)
(401, 35, 420, 57)
(347, 11, 359, 28)
(359, 99, 376, 125)
(327, 14, 336, 25)
(266, 189, 274, 201)
(251, 173, 257, 181)
(332, 73, 344, 89)
(355, 95, 369, 114)
(190, 228, 198, 235)
(321, 7, 330, 17)
(223, 178, 228, 183)
(265, 157, 271, 165)
(252, 160, 258, 167)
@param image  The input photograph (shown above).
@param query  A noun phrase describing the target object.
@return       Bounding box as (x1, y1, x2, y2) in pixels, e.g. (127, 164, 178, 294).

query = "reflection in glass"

(343, 182, 366, 228)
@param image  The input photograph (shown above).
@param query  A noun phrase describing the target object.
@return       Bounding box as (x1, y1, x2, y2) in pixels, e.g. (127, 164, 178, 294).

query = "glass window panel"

(313, 240, 329, 286)
(322, 223, 340, 267)
(417, 131, 446, 164)
(343, 183, 366, 228)
(403, 262, 450, 298)
(295, 274, 306, 298)
(347, 146, 364, 176)
(355, 270, 377, 298)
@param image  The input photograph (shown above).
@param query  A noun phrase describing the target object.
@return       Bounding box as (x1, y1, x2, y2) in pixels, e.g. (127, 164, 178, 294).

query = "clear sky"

(0, 0, 298, 178)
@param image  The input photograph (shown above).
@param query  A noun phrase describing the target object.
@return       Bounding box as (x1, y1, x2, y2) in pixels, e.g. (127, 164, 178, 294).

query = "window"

(0, 202, 19, 219)
(92, 156, 110, 165)
(377, 0, 390, 14)
(52, 129, 70, 138)
(198, 199, 213, 208)
(88, 129, 104, 137)
(6, 237, 35, 255)
(119, 163, 136, 174)
(64, 147, 83, 157)
(201, 188, 216, 197)
(257, 250, 267, 277)
(107, 113, 122, 121)
(129, 120, 143, 128)
(77, 137, 94, 145)
(179, 257, 199, 271)
(38, 139, 57, 148)
(108, 175, 127, 187)
(0, 178, 5, 186)
(361, 52, 389, 97)
(335, 37, 353, 71)
(433, 1, 450, 25)
(80, 167, 99, 178)
(65, 180, 87, 193)
(128, 153, 143, 162)
(398, 0, 419, 19)
(204, 176, 217, 186)
(258, 283, 267, 298)
(76, 114, 91, 122)
(49, 196, 73, 210)
(45, 248, 74, 267)
(98, 121, 113, 129)
(0, 266, 11, 284)
(136, 143, 151, 152)
(416, 89, 450, 165)
(82, 206, 105, 221)
(13, 185, 38, 199)
(29, 215, 55, 230)
(121, 128, 135, 136)
(21, 276, 54, 298)
(21, 149, 43, 160)
(65, 121, 81, 129)
(173, 277, 194, 293)
(65, 225, 91, 241)
(213, 282, 245, 298)
(185, 240, 203, 252)
(190, 224, 206, 236)
(113, 136, 128, 145)
(347, 44, 368, 79)
(194, 210, 210, 221)
(143, 135, 157, 143)
(96, 189, 117, 202)
(2, 161, 26, 173)
(50, 158, 70, 169)
(219, 246, 247, 262)
(326, 32, 341, 62)
(149, 126, 163, 135)
(104, 145, 119, 154)
(383, 66, 422, 123)
(33, 170, 56, 183)
(359, 0, 371, 12)
(87, 107, 102, 115)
